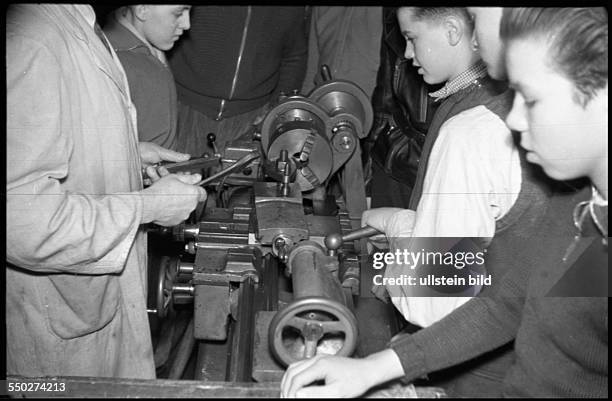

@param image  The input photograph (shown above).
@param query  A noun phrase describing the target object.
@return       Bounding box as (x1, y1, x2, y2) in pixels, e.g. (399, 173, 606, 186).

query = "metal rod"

(196, 152, 260, 187)
(342, 226, 381, 242)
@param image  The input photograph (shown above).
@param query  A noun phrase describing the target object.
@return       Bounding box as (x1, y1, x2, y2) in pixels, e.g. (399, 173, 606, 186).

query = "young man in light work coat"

(6, 4, 206, 378)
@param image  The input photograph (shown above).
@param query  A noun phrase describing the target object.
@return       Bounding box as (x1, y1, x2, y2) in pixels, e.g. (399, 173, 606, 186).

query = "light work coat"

(6, 4, 155, 378)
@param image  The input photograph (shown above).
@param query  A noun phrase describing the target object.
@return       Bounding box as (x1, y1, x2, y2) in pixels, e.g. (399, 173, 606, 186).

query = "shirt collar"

(429, 61, 488, 102)
(592, 185, 608, 206)
(573, 186, 608, 242)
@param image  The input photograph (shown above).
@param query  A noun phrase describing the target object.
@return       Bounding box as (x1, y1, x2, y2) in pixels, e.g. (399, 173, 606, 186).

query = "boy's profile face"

(505, 37, 607, 182)
(397, 8, 455, 85)
(466, 7, 505, 80)
(141, 5, 191, 51)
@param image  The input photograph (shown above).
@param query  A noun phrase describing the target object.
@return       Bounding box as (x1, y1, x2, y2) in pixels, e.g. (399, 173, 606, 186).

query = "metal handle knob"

(324, 226, 381, 256)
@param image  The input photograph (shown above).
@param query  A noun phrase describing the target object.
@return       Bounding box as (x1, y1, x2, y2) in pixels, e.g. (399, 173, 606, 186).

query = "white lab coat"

(6, 4, 155, 378)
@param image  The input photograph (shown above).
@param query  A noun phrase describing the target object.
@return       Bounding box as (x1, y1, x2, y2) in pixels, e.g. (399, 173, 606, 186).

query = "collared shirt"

(429, 61, 488, 101)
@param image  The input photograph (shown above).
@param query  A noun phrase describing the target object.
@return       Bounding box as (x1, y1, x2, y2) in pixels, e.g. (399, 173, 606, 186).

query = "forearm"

(388, 283, 524, 382)
(7, 187, 144, 274)
(363, 349, 406, 388)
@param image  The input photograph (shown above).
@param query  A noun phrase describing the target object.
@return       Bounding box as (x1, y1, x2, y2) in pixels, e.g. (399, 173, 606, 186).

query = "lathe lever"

(324, 226, 382, 256)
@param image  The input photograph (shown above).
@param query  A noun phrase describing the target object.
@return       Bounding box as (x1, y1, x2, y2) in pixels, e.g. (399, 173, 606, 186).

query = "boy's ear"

(133, 5, 149, 22)
(444, 15, 463, 46)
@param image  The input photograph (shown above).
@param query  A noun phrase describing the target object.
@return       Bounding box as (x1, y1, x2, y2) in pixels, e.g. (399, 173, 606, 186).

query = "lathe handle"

(324, 226, 382, 255)
(342, 226, 382, 242)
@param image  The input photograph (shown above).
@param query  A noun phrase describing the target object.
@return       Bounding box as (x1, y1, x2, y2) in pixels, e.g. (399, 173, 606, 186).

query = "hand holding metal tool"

(160, 156, 221, 175)
(195, 152, 261, 187)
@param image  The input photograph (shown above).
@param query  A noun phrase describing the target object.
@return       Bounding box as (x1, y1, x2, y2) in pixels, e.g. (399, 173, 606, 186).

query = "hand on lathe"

(280, 350, 405, 398)
(280, 355, 374, 398)
(362, 207, 417, 240)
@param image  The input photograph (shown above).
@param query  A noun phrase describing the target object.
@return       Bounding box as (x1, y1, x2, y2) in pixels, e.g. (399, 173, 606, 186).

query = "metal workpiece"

(278, 150, 292, 197)
(267, 122, 333, 192)
(253, 181, 302, 204)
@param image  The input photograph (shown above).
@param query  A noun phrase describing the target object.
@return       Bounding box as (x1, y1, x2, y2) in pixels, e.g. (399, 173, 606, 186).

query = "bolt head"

(340, 135, 352, 149)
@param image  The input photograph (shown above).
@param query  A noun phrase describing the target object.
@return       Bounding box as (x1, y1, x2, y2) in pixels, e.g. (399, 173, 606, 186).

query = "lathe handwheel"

(268, 297, 358, 367)
(155, 256, 176, 319)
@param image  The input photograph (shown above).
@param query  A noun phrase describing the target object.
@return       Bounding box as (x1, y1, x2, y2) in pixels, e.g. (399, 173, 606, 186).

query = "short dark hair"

(500, 7, 608, 106)
(400, 7, 473, 30)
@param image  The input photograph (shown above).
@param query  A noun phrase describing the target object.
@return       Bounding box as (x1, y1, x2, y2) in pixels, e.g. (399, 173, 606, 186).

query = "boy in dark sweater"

(281, 7, 607, 398)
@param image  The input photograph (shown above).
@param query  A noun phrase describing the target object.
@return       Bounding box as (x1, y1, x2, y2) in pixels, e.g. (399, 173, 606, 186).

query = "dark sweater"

(390, 185, 608, 397)
(424, 145, 559, 397)
(167, 6, 308, 120)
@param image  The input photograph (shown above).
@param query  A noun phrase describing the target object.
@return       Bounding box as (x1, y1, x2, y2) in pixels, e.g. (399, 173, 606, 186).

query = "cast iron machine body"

(152, 76, 377, 382)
